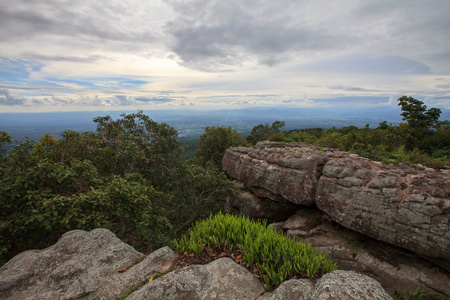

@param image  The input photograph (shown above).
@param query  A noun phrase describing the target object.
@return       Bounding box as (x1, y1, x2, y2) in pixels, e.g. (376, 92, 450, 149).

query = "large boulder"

(0, 228, 176, 300)
(222, 142, 332, 206)
(127, 257, 266, 299)
(316, 156, 450, 260)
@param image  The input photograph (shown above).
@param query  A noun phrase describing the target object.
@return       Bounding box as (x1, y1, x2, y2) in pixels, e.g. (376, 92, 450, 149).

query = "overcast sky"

(1, 0, 449, 113)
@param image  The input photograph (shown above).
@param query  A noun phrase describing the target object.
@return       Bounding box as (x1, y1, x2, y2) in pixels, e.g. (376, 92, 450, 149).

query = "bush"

(174, 212, 337, 289)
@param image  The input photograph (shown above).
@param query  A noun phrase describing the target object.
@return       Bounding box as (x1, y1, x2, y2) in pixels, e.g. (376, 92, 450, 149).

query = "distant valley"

(0, 106, 413, 143)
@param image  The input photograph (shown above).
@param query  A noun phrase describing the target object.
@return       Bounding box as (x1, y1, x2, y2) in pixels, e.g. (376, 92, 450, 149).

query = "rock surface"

(222, 142, 331, 206)
(1, 228, 394, 300)
(0, 228, 176, 300)
(226, 180, 300, 221)
(267, 209, 450, 298)
(128, 257, 265, 300)
(306, 234, 450, 297)
(257, 270, 391, 300)
(316, 155, 450, 260)
(223, 142, 450, 260)
(310, 270, 392, 300)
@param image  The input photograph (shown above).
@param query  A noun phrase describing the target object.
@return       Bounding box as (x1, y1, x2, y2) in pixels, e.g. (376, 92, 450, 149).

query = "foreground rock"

(0, 228, 176, 300)
(131, 257, 391, 300)
(128, 257, 265, 300)
(258, 270, 391, 300)
(1, 228, 393, 300)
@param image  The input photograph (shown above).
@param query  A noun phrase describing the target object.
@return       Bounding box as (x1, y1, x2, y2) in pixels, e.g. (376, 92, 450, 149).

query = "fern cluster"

(174, 212, 337, 289)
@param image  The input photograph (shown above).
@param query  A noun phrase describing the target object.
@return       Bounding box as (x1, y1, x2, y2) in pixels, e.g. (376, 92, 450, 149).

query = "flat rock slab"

(0, 228, 176, 300)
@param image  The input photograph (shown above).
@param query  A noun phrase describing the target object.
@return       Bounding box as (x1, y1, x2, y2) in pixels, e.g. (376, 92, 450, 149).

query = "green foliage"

(174, 212, 337, 289)
(0, 131, 12, 155)
(93, 110, 182, 180)
(195, 125, 247, 169)
(275, 104, 449, 167)
(0, 112, 234, 264)
(397, 96, 441, 131)
(0, 154, 167, 260)
(394, 286, 440, 300)
(247, 121, 286, 144)
(156, 161, 236, 235)
(117, 286, 140, 300)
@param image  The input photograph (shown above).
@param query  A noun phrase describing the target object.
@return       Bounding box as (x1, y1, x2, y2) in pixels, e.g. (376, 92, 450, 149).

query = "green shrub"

(174, 212, 337, 289)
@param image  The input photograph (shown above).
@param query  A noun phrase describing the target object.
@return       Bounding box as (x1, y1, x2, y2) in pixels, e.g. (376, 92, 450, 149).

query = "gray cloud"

(299, 53, 431, 74)
(165, 0, 450, 72)
(23, 53, 107, 63)
(0, 89, 25, 105)
(328, 86, 381, 92)
(0, 0, 165, 54)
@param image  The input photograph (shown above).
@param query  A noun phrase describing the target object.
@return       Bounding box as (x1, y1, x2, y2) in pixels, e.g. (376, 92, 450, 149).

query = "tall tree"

(397, 96, 441, 130)
(195, 126, 247, 169)
(247, 121, 286, 144)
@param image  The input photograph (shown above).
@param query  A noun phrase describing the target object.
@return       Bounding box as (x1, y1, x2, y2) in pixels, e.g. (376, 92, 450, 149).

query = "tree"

(397, 96, 443, 151)
(397, 96, 441, 130)
(93, 110, 181, 178)
(195, 126, 247, 169)
(247, 121, 286, 144)
(0, 112, 251, 264)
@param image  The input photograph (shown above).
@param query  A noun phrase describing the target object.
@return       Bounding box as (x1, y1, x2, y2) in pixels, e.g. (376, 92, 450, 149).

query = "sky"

(0, 0, 450, 113)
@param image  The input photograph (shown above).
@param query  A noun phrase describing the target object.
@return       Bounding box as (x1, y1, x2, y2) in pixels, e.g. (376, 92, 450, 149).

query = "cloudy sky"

(1, 0, 450, 113)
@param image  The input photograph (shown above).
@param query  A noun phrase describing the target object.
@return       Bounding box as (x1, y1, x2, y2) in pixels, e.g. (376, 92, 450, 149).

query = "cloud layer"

(0, 0, 449, 112)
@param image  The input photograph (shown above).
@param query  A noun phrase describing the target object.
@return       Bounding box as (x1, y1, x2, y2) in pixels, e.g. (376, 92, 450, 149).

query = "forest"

(0, 96, 449, 265)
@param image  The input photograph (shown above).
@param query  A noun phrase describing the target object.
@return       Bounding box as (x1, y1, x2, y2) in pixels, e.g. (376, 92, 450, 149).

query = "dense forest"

(0, 96, 449, 265)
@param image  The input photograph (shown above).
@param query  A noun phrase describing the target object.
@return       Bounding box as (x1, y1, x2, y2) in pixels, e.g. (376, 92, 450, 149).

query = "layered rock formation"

(279, 211, 450, 296)
(223, 142, 450, 260)
(316, 155, 450, 260)
(0, 228, 392, 300)
(222, 143, 332, 206)
(223, 142, 450, 297)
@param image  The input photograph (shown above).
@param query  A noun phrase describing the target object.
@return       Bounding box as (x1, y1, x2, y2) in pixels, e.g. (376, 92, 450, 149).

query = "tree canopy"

(0, 111, 235, 264)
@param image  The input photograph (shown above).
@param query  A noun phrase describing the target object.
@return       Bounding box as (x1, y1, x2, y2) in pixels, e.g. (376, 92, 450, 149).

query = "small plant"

(174, 212, 337, 289)
(117, 286, 139, 300)
(394, 286, 440, 300)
